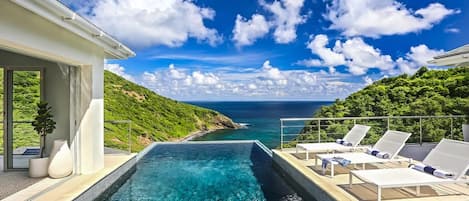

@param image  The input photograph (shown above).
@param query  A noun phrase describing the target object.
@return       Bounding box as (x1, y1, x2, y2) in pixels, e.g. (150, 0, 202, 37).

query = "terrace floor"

(1, 153, 135, 201)
(274, 148, 469, 201)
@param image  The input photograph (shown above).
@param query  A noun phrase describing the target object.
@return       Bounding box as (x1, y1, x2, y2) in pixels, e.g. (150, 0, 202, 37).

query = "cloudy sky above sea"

(63, 0, 468, 101)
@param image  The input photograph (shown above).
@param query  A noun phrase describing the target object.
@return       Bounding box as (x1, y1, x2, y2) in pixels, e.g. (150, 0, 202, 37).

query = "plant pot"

(463, 124, 469, 142)
(29, 157, 49, 178)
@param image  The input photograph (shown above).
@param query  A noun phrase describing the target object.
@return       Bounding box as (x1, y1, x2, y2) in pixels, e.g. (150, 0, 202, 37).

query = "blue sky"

(63, 0, 469, 101)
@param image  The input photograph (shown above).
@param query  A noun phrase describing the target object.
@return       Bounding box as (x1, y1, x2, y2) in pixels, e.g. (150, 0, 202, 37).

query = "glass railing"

(0, 120, 133, 156)
(104, 120, 132, 154)
(280, 115, 467, 149)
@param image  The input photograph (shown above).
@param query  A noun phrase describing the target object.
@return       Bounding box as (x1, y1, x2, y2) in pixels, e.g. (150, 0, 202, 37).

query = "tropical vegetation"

(287, 67, 469, 147)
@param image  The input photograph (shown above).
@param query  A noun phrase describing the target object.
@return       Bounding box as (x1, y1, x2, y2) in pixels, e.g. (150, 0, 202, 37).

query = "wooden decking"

(274, 149, 469, 201)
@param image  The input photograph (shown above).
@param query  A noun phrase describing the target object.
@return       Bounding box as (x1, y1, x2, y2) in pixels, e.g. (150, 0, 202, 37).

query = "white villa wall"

(0, 50, 71, 157)
(0, 1, 108, 174)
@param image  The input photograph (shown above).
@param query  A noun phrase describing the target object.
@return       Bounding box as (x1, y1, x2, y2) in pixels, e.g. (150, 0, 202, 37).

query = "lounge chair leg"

(331, 164, 335, 177)
(377, 186, 382, 201)
(349, 173, 353, 188)
(362, 163, 365, 170)
(416, 185, 420, 196)
(306, 151, 309, 160)
(315, 156, 318, 166)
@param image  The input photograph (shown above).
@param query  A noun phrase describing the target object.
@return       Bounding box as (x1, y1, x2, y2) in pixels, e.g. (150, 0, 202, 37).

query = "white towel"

(365, 148, 376, 155)
(336, 139, 353, 146)
(376, 152, 390, 159)
(433, 169, 454, 179)
(410, 163, 454, 179)
(410, 163, 426, 172)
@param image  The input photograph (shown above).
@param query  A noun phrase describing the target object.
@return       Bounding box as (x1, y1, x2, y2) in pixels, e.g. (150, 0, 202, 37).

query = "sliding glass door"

(3, 68, 43, 170)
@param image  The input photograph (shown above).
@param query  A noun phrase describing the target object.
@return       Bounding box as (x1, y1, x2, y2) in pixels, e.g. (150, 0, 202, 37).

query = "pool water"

(107, 142, 308, 201)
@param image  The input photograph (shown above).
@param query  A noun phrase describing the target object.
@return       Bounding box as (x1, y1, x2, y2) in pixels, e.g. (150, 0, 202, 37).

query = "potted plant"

(29, 101, 56, 178)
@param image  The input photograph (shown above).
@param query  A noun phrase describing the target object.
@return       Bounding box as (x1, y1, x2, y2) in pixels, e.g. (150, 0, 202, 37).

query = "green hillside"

(104, 70, 239, 152)
(291, 67, 469, 146)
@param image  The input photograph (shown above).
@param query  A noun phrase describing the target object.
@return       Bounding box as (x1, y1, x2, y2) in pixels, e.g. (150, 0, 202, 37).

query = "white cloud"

(324, 0, 458, 38)
(306, 34, 346, 66)
(294, 59, 323, 67)
(133, 62, 362, 100)
(300, 34, 445, 75)
(168, 64, 186, 79)
(232, 14, 270, 47)
(363, 76, 373, 85)
(80, 0, 222, 48)
(396, 44, 444, 74)
(338, 37, 394, 75)
(261, 0, 307, 43)
(261, 60, 286, 81)
(444, 28, 460, 33)
(303, 34, 394, 75)
(231, 0, 306, 46)
(191, 71, 220, 85)
(104, 63, 134, 81)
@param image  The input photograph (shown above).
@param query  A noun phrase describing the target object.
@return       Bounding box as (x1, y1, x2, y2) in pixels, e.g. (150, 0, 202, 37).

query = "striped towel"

(409, 163, 454, 179)
(322, 157, 351, 169)
(365, 148, 390, 159)
(336, 139, 353, 146)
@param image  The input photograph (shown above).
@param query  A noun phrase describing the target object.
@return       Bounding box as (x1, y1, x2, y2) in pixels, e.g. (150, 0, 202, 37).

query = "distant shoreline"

(180, 123, 244, 142)
(180, 128, 222, 142)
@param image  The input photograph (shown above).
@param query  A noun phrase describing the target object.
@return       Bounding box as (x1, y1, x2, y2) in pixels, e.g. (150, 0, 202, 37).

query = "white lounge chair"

(349, 138, 469, 201)
(296, 124, 371, 160)
(316, 130, 411, 177)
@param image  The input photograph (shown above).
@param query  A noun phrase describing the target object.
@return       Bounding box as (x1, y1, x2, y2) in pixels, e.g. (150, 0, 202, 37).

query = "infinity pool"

(106, 142, 308, 201)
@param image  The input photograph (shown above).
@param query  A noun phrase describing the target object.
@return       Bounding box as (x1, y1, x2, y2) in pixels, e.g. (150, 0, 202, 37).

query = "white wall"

(0, 50, 70, 156)
(0, 1, 108, 174)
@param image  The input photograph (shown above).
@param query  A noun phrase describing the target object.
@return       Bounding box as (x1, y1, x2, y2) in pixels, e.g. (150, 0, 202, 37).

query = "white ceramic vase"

(29, 157, 49, 178)
(463, 124, 469, 142)
(48, 140, 73, 178)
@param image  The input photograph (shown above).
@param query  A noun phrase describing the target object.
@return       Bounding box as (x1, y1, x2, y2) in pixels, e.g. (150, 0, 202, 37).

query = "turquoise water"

(189, 101, 332, 148)
(108, 142, 310, 201)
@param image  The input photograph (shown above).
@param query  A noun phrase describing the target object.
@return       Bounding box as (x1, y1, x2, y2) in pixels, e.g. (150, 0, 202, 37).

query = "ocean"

(187, 101, 333, 148)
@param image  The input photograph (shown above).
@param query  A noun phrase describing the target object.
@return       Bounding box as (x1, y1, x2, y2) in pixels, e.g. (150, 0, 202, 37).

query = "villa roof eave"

(11, 0, 135, 60)
(428, 53, 469, 67)
(428, 44, 469, 67)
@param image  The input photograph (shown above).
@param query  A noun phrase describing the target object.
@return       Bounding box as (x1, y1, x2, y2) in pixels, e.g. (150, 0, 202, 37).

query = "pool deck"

(2, 153, 136, 201)
(274, 148, 469, 201)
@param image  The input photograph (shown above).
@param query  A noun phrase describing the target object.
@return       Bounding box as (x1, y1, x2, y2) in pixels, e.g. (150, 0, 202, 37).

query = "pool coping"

(140, 140, 273, 159)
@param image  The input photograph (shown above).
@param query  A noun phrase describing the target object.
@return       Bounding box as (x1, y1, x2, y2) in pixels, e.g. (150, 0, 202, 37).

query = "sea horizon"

(185, 100, 336, 103)
(188, 101, 333, 148)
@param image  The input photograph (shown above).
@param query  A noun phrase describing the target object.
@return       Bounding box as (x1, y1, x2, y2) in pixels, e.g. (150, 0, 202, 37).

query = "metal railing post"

(387, 117, 390, 130)
(280, 120, 284, 150)
(317, 120, 321, 143)
(450, 117, 453, 139)
(419, 117, 423, 145)
(128, 121, 132, 154)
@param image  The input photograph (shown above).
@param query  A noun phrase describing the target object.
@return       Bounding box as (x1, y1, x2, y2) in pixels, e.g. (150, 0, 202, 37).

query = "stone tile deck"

(274, 148, 469, 201)
(2, 154, 136, 201)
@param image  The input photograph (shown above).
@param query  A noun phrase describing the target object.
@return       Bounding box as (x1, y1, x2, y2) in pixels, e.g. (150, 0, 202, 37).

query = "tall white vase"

(48, 140, 73, 178)
(463, 124, 469, 142)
